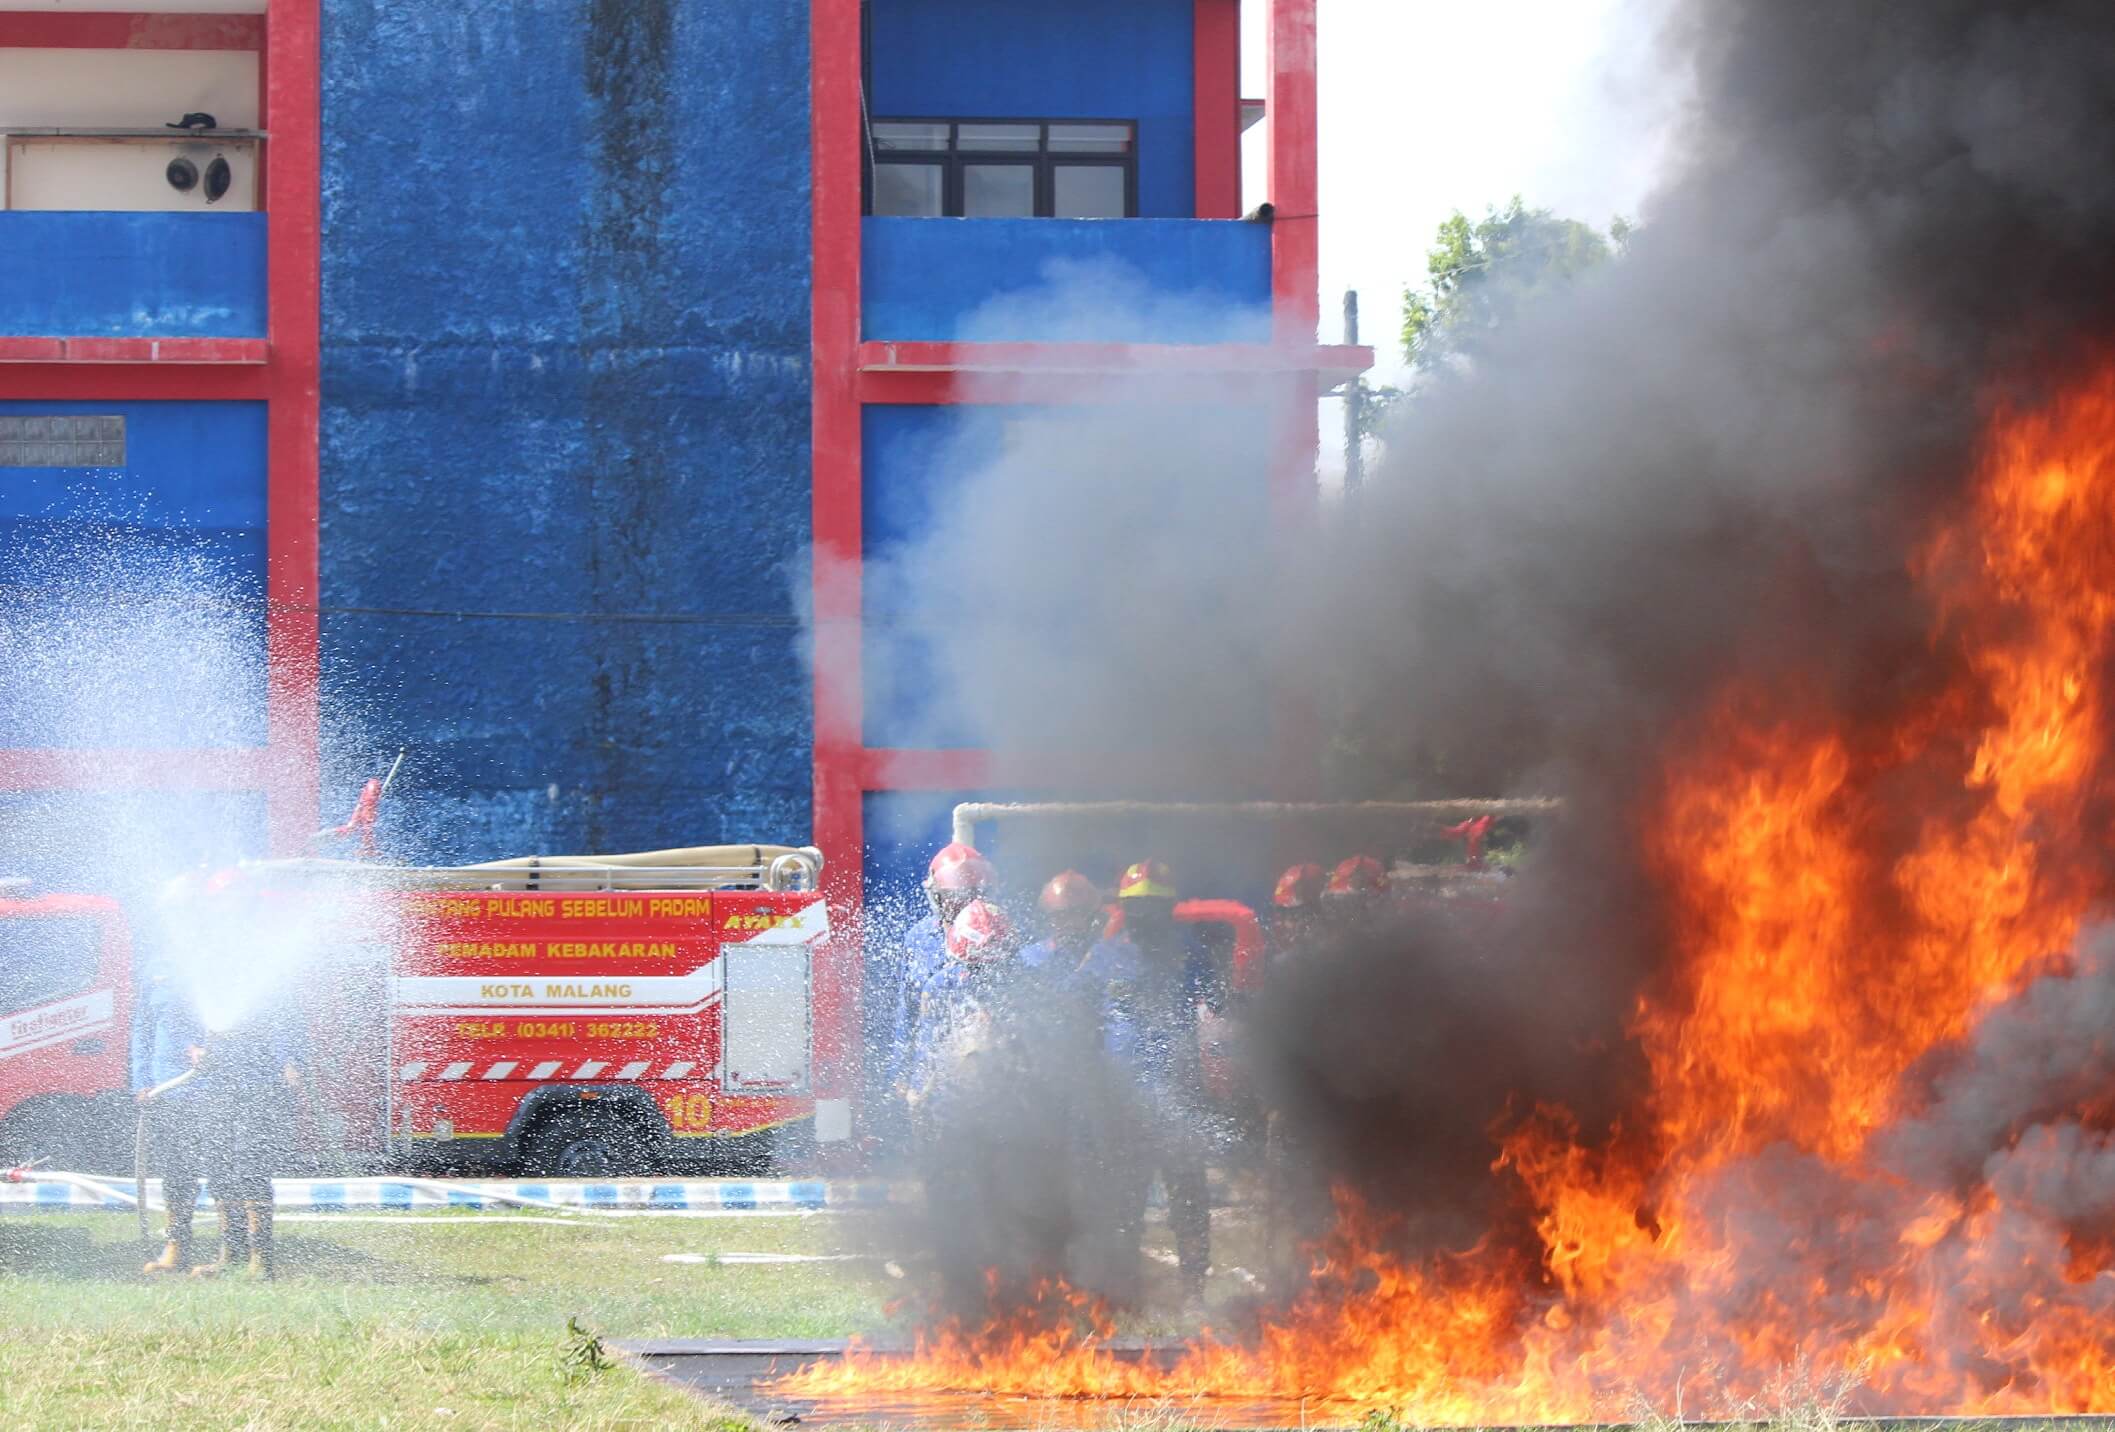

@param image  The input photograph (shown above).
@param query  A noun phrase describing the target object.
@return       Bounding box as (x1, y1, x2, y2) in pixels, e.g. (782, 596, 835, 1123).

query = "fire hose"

(133, 1067, 198, 1241)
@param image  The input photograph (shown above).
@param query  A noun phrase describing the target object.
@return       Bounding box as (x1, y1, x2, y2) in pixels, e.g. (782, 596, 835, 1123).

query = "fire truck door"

(721, 942, 810, 1093)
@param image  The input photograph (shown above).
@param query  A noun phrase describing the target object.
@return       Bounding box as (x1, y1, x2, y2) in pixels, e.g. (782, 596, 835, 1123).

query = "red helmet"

(1324, 855, 1387, 898)
(1116, 859, 1178, 901)
(926, 842, 996, 895)
(946, 899, 1015, 964)
(1273, 862, 1327, 909)
(1038, 870, 1102, 914)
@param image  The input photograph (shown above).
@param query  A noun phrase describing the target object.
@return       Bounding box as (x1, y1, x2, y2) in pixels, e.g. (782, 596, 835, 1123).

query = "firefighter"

(1270, 861, 1327, 964)
(1321, 854, 1389, 932)
(1261, 861, 1336, 1289)
(903, 898, 1019, 1122)
(1088, 858, 1220, 1306)
(131, 962, 207, 1275)
(892, 842, 997, 1092)
(189, 1006, 307, 1279)
(1019, 870, 1108, 985)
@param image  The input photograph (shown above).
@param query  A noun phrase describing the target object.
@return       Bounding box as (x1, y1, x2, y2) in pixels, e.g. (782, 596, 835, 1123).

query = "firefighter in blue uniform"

(892, 842, 996, 1097)
(132, 962, 207, 1275)
(189, 1005, 308, 1279)
(902, 897, 1019, 1126)
(1017, 870, 1108, 990)
(1086, 859, 1223, 1306)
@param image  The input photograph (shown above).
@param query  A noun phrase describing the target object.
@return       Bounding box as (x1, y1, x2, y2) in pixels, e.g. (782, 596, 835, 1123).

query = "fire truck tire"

(519, 1107, 657, 1178)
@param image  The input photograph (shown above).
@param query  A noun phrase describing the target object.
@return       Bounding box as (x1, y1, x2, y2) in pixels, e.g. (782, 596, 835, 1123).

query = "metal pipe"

(139, 1068, 199, 1102)
(1343, 287, 1364, 497)
(950, 798, 1562, 848)
(134, 1113, 149, 1239)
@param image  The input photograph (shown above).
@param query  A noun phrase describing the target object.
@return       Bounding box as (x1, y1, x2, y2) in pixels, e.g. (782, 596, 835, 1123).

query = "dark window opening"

(866, 119, 1136, 218)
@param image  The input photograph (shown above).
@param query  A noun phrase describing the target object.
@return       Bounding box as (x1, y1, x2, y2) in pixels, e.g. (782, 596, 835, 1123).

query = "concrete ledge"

(0, 336, 269, 363)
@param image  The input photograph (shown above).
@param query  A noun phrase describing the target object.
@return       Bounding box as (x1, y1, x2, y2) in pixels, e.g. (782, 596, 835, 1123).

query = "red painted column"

(1268, 0, 1320, 347)
(263, 0, 321, 854)
(254, 17, 270, 210)
(1266, 0, 1321, 522)
(809, 0, 867, 1132)
(1192, 0, 1241, 219)
(810, 0, 864, 907)
(1268, 0, 1322, 797)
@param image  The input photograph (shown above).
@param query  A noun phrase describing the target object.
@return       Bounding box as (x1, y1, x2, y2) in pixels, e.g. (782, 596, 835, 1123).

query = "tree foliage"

(1399, 197, 1628, 372)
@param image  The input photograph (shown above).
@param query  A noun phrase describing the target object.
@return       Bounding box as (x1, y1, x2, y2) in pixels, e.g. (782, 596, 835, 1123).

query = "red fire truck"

(0, 882, 134, 1173)
(0, 844, 857, 1178)
(355, 844, 849, 1175)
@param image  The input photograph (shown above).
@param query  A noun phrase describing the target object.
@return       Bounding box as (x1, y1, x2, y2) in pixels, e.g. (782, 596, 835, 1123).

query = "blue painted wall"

(0, 213, 265, 338)
(863, 217, 1272, 342)
(860, 403, 1005, 751)
(319, 2, 813, 861)
(0, 398, 267, 749)
(860, 401, 1278, 757)
(867, 0, 1196, 218)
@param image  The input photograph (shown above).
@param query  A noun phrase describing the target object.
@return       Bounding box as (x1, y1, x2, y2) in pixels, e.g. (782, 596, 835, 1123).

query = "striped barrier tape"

(0, 1174, 899, 1214)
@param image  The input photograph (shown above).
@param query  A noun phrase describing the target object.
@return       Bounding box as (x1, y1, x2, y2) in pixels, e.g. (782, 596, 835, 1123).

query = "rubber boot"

(245, 1201, 275, 1280)
(189, 1197, 250, 1278)
(142, 1178, 196, 1276)
(142, 1224, 192, 1275)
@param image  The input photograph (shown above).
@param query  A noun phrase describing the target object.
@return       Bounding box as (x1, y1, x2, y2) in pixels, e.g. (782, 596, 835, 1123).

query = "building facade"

(0, 1, 1364, 916)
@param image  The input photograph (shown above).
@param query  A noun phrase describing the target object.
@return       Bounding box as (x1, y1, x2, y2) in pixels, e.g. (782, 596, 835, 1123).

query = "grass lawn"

(0, 1208, 883, 1429)
(6, 1210, 2106, 1432)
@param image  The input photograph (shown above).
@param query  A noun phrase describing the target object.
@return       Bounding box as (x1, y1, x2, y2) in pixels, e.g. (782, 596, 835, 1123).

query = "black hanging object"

(165, 157, 199, 192)
(203, 156, 232, 204)
(165, 112, 219, 131)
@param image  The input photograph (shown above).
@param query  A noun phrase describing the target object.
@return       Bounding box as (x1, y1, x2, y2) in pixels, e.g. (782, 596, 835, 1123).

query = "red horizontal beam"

(857, 746, 1261, 795)
(0, 336, 268, 365)
(859, 747, 993, 792)
(859, 340, 1372, 376)
(0, 13, 264, 50)
(0, 363, 269, 399)
(861, 370, 1263, 405)
(857, 341, 1373, 405)
(0, 747, 277, 794)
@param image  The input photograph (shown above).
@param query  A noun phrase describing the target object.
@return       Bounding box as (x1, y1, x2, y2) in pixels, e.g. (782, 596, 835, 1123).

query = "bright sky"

(1243, 0, 1690, 386)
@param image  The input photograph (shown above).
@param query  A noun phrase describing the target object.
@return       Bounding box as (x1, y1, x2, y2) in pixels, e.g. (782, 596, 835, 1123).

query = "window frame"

(864, 117, 1139, 219)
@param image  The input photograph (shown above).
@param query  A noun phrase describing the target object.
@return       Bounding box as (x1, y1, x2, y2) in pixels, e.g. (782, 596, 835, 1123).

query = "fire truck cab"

(0, 882, 133, 1173)
(290, 844, 851, 1177)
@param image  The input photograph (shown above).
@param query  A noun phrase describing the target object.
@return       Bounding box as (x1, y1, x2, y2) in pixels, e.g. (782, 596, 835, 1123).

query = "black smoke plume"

(854, 0, 2115, 1313)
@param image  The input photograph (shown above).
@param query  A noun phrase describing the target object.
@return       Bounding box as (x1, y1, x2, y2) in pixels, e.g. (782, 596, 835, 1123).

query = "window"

(0, 415, 125, 468)
(867, 120, 1136, 218)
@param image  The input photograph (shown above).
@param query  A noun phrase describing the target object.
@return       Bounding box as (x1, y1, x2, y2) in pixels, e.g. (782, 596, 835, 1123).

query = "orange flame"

(784, 365, 2115, 1421)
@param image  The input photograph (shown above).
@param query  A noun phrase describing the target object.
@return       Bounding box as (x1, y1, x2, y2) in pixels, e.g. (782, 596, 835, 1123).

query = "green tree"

(1399, 197, 1627, 372)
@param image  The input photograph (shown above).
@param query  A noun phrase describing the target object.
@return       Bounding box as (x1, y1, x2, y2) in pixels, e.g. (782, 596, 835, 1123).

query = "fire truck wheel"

(519, 1107, 655, 1178)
